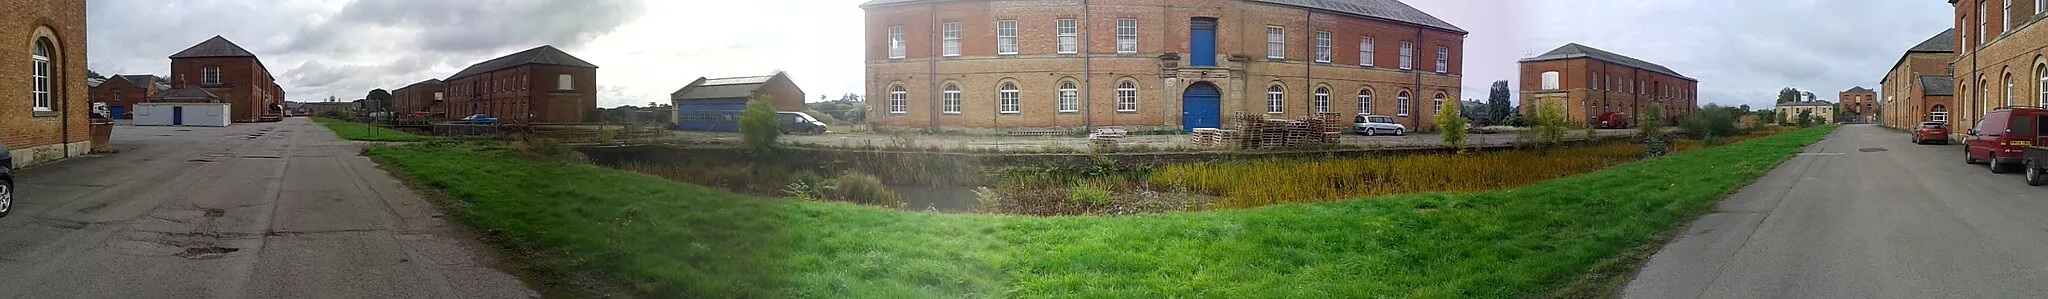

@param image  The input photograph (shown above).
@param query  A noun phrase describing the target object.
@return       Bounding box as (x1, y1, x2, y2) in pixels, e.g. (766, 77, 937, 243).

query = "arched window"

(999, 82, 1020, 113)
(1932, 104, 1949, 123)
(1433, 92, 1446, 115)
(1313, 87, 1331, 113)
(1058, 81, 1079, 112)
(31, 38, 53, 111)
(1357, 89, 1373, 115)
(1397, 91, 1411, 116)
(942, 84, 961, 114)
(2038, 64, 2047, 107)
(1115, 81, 1137, 112)
(1266, 85, 1285, 114)
(2005, 73, 2014, 107)
(888, 84, 908, 114)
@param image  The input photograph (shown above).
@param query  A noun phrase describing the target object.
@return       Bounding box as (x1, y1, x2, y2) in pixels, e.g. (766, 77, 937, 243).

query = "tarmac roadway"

(0, 118, 535, 298)
(1622, 124, 2048, 298)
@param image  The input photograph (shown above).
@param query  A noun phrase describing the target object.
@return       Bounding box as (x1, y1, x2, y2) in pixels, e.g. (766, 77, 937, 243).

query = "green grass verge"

(311, 117, 439, 142)
(364, 125, 1837, 298)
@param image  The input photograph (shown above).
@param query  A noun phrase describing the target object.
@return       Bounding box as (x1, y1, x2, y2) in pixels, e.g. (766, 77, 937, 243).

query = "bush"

(1640, 103, 1669, 157)
(1068, 185, 1113, 206)
(1437, 99, 1470, 153)
(738, 94, 782, 152)
(825, 171, 907, 208)
(1681, 103, 1741, 140)
(1536, 103, 1570, 148)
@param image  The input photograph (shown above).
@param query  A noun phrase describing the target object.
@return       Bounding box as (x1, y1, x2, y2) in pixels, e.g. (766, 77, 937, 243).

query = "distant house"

(1775, 100, 1836, 124)
(168, 35, 283, 123)
(670, 71, 806, 132)
(90, 74, 168, 119)
(391, 79, 445, 116)
(440, 45, 598, 123)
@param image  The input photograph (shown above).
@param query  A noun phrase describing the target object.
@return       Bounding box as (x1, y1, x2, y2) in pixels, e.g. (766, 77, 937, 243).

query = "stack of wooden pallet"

(1191, 128, 1221, 147)
(1088, 127, 1128, 150)
(1223, 113, 1349, 150)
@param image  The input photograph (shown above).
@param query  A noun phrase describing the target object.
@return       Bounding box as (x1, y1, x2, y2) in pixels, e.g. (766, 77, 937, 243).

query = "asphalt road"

(1622, 124, 2048, 298)
(0, 118, 535, 298)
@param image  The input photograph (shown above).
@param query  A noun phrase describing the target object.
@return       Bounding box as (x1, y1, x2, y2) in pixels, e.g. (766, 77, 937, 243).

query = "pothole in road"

(187, 159, 213, 163)
(173, 247, 240, 260)
(202, 208, 225, 217)
(1859, 148, 1889, 152)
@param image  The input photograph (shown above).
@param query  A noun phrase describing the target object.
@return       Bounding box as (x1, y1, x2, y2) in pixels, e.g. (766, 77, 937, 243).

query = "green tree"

(88, 70, 105, 80)
(1437, 99, 1469, 153)
(1537, 103, 1569, 149)
(1640, 103, 1669, 156)
(365, 89, 393, 111)
(1681, 103, 1740, 144)
(1797, 109, 1814, 127)
(1777, 88, 1802, 104)
(1487, 80, 1512, 125)
(739, 94, 782, 152)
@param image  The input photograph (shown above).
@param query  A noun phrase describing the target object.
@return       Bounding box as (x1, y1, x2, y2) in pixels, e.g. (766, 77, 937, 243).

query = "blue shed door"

(1183, 83, 1221, 131)
(1191, 18, 1217, 67)
(110, 106, 125, 119)
(172, 106, 185, 126)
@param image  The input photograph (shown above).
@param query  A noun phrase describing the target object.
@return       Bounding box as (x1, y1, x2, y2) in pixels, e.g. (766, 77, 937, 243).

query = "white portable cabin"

(132, 103, 230, 127)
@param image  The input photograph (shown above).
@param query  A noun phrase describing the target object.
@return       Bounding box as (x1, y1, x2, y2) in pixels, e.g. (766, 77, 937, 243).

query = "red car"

(1595, 112, 1631, 129)
(1912, 122, 1950, 144)
(1964, 106, 2048, 173)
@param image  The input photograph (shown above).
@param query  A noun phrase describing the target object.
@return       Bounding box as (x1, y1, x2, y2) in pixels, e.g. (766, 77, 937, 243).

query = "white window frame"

(1266, 85, 1285, 114)
(1116, 81, 1137, 112)
(2040, 65, 2047, 106)
(201, 66, 222, 85)
(31, 41, 52, 112)
(997, 20, 1019, 55)
(1357, 89, 1372, 114)
(942, 22, 961, 57)
(1592, 72, 1602, 90)
(1981, 3, 1988, 46)
(558, 74, 574, 91)
(1116, 19, 1138, 54)
(1540, 71, 1560, 90)
(1058, 81, 1079, 112)
(1435, 46, 1449, 73)
(1433, 92, 1446, 114)
(1397, 91, 1411, 116)
(2006, 74, 2015, 107)
(1266, 26, 1285, 59)
(889, 85, 908, 114)
(1315, 31, 1332, 63)
(888, 26, 906, 59)
(2039, 0, 2045, 14)
(1359, 37, 1374, 67)
(1057, 19, 1078, 54)
(943, 84, 961, 114)
(1399, 41, 1413, 70)
(1933, 105, 1949, 123)
(2005, 0, 2013, 32)
(999, 83, 1020, 114)
(1313, 87, 1331, 113)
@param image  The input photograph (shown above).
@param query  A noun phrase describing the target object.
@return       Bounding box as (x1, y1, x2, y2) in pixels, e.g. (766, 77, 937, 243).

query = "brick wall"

(171, 56, 276, 122)
(391, 81, 444, 115)
(1951, 0, 2048, 136)
(443, 65, 597, 124)
(1, 0, 90, 167)
(1518, 57, 1699, 126)
(863, 0, 1463, 131)
(1882, 52, 1957, 129)
(89, 77, 155, 113)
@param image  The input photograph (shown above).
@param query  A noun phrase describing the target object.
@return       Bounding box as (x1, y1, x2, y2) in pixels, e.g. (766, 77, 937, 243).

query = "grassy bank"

(366, 125, 1835, 298)
(311, 117, 438, 142)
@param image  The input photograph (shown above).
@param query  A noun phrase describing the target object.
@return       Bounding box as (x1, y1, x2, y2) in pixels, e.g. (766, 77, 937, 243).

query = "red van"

(1964, 106, 2048, 172)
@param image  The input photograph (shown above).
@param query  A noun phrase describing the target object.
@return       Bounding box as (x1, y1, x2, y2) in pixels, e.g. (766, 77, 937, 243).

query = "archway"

(1182, 82, 1222, 131)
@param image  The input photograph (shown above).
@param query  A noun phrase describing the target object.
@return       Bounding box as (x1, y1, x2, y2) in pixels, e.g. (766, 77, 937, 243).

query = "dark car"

(1913, 122, 1950, 144)
(778, 112, 829, 135)
(0, 141, 12, 218)
(1964, 106, 2048, 173)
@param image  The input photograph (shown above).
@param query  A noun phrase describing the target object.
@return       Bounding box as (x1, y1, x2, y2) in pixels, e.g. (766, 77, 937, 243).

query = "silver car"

(1353, 114, 1407, 136)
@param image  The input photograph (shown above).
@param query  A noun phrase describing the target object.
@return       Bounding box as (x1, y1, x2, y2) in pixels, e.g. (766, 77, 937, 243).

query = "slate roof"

(446, 45, 598, 81)
(150, 86, 220, 101)
(1520, 43, 1694, 81)
(1844, 86, 1874, 93)
(860, 0, 1465, 34)
(1779, 100, 1835, 107)
(86, 78, 104, 88)
(169, 36, 258, 59)
(1881, 29, 1957, 84)
(110, 74, 160, 89)
(1920, 75, 1955, 96)
(673, 72, 790, 101)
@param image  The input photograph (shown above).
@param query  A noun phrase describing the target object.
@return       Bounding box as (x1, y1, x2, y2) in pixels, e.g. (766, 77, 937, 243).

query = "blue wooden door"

(110, 106, 125, 119)
(172, 106, 184, 126)
(1183, 83, 1221, 131)
(1191, 18, 1217, 67)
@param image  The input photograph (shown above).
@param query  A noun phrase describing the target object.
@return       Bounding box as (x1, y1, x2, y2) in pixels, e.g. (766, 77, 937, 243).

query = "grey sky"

(84, 0, 1958, 110)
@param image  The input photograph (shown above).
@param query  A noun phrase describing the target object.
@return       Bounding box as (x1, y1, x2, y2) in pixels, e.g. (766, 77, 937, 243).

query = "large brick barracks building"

(861, 0, 1466, 132)
(3, 0, 91, 168)
(1948, 0, 2048, 136)
(167, 36, 284, 123)
(1517, 43, 1698, 127)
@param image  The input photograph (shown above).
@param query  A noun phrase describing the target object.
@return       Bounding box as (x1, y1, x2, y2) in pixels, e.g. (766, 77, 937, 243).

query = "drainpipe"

(1305, 11, 1314, 116)
(1412, 27, 1423, 129)
(1083, 0, 1093, 131)
(928, 3, 940, 132)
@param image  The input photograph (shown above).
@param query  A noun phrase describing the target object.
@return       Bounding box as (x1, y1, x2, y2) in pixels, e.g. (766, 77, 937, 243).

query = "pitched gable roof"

(150, 86, 220, 101)
(1844, 86, 1874, 93)
(446, 45, 598, 80)
(861, 0, 1466, 34)
(169, 36, 258, 59)
(1881, 29, 1957, 84)
(1920, 75, 1955, 96)
(1778, 100, 1834, 107)
(109, 74, 160, 90)
(1519, 43, 1694, 81)
(672, 72, 791, 101)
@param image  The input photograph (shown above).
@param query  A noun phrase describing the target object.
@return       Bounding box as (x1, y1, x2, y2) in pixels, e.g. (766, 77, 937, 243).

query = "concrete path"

(1622, 124, 2048, 298)
(0, 117, 535, 298)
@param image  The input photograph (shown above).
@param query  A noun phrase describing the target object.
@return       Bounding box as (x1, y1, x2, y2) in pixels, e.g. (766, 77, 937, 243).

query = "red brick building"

(168, 36, 280, 122)
(1518, 43, 1698, 126)
(3, 0, 91, 168)
(862, 0, 1466, 132)
(1838, 86, 1876, 123)
(1879, 29, 1955, 129)
(440, 45, 599, 123)
(391, 79, 444, 116)
(89, 74, 166, 119)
